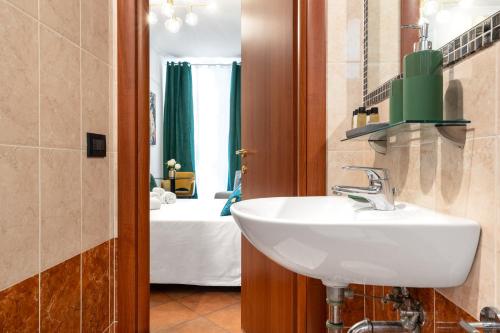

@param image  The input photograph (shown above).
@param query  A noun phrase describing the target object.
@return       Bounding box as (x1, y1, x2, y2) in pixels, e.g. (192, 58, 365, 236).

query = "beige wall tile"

(109, 67, 117, 153)
(497, 137, 500, 307)
(5, 0, 37, 17)
(41, 149, 81, 270)
(82, 51, 109, 144)
(39, 0, 80, 44)
(108, 152, 117, 239)
(0, 2, 39, 146)
(327, 150, 367, 191)
(327, 63, 365, 152)
(40, 26, 80, 149)
(82, 0, 109, 63)
(436, 137, 497, 317)
(82, 155, 110, 251)
(394, 144, 437, 210)
(497, 44, 500, 136)
(366, 0, 400, 64)
(327, 0, 363, 64)
(0, 146, 39, 291)
(443, 46, 498, 138)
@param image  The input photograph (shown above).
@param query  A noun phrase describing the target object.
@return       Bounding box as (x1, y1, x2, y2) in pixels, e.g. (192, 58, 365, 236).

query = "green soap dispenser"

(402, 23, 443, 121)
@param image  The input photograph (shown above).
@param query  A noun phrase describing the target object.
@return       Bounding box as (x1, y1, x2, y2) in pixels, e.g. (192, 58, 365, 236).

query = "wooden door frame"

(117, 0, 150, 332)
(116, 0, 326, 331)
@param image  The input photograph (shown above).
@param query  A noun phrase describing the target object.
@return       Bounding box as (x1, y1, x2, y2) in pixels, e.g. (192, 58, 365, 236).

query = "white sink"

(231, 196, 480, 288)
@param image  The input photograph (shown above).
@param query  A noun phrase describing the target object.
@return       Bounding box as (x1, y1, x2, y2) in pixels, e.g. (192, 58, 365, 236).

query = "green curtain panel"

(227, 62, 242, 191)
(163, 62, 197, 197)
(150, 174, 157, 191)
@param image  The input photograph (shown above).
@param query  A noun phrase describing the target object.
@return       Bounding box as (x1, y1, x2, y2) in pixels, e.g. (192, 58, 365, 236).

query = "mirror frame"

(363, 0, 420, 105)
(363, 1, 500, 107)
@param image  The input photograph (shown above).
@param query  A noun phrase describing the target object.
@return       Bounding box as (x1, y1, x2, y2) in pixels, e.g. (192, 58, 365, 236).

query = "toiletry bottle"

(390, 79, 404, 124)
(357, 107, 367, 128)
(352, 109, 359, 129)
(368, 107, 380, 123)
(402, 23, 443, 121)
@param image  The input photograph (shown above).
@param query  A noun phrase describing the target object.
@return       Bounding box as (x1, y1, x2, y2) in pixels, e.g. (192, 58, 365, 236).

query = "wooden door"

(240, 0, 326, 332)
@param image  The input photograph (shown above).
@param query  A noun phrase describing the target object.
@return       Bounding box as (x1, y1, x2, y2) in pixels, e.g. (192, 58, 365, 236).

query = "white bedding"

(150, 199, 241, 286)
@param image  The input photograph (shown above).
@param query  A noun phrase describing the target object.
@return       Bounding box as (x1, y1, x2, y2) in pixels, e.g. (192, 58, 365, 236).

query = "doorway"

(147, 1, 243, 331)
(117, 1, 326, 332)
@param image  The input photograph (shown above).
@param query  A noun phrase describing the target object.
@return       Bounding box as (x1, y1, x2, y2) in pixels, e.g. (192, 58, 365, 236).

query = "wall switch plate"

(87, 133, 106, 158)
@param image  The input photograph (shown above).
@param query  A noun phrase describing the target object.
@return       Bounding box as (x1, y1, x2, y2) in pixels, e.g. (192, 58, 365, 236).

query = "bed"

(150, 199, 241, 286)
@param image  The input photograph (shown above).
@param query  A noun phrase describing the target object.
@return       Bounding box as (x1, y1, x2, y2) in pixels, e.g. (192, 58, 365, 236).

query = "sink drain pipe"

(326, 287, 346, 333)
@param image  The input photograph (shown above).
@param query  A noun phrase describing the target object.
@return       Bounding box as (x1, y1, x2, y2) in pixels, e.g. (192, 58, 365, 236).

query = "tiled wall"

(0, 0, 117, 331)
(327, 0, 500, 330)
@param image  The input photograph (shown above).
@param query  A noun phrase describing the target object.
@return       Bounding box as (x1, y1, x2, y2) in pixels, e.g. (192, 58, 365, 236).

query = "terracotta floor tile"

(150, 301, 199, 331)
(178, 291, 239, 315)
(205, 303, 242, 333)
(160, 317, 228, 333)
(151, 290, 174, 308)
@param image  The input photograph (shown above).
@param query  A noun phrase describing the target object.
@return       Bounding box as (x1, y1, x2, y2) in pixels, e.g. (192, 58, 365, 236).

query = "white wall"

(150, 47, 164, 181)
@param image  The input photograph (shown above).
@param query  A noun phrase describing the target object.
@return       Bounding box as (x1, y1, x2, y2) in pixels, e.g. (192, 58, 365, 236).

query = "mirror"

(366, 0, 401, 94)
(421, 0, 500, 49)
(365, 0, 500, 96)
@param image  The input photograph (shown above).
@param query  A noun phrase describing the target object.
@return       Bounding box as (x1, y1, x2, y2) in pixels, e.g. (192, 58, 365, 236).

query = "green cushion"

(220, 184, 242, 216)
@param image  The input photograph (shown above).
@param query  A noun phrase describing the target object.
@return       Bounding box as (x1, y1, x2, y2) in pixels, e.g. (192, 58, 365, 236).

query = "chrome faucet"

(332, 166, 395, 211)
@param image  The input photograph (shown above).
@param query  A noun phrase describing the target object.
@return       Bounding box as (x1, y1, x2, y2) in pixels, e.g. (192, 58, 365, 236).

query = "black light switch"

(87, 133, 106, 158)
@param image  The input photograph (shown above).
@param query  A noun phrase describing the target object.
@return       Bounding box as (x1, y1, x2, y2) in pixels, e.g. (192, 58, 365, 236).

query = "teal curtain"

(227, 62, 241, 191)
(150, 174, 157, 191)
(163, 62, 197, 196)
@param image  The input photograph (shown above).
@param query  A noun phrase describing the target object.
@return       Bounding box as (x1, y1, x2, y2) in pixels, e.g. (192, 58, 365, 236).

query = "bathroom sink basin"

(231, 196, 480, 288)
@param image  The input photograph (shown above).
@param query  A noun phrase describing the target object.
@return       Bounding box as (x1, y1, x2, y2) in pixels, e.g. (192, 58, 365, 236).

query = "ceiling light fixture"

(149, 0, 215, 33)
(165, 16, 183, 33)
(185, 8, 199, 26)
(161, 1, 175, 17)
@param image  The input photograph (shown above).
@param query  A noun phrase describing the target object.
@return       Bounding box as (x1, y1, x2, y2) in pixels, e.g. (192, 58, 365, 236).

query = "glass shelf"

(341, 120, 471, 154)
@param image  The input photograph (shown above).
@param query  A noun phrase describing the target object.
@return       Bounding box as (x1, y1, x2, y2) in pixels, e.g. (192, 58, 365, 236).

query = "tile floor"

(150, 284, 242, 333)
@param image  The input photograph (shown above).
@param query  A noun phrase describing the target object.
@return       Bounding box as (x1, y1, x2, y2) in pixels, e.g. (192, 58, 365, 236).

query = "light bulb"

(436, 10, 451, 24)
(185, 11, 198, 26)
(207, 1, 217, 13)
(165, 17, 182, 33)
(147, 12, 158, 24)
(161, 2, 175, 17)
(423, 0, 439, 16)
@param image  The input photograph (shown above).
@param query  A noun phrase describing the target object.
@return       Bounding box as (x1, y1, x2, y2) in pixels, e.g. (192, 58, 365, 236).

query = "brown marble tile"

(372, 285, 385, 321)
(408, 288, 435, 333)
(364, 285, 375, 320)
(40, 255, 81, 332)
(343, 284, 365, 327)
(110, 239, 115, 324)
(114, 238, 118, 322)
(435, 291, 476, 333)
(0, 275, 39, 333)
(372, 286, 399, 321)
(82, 241, 110, 333)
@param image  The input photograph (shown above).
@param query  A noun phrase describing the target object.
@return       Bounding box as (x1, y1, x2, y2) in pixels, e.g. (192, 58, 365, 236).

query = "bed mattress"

(150, 199, 241, 286)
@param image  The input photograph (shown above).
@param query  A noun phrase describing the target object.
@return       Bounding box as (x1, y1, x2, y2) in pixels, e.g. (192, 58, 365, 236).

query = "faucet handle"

(342, 166, 390, 181)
